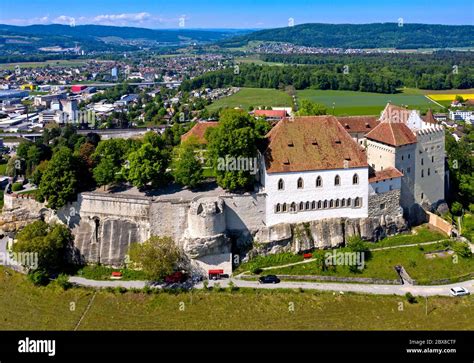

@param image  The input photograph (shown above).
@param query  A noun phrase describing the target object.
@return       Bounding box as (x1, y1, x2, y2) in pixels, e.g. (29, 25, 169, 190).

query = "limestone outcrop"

(242, 215, 409, 258)
(183, 234, 231, 258)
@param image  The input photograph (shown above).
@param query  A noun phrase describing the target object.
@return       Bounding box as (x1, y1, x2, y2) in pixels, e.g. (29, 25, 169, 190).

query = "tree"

(126, 143, 169, 188)
(451, 201, 463, 216)
(39, 147, 78, 210)
(92, 139, 138, 187)
(13, 221, 74, 272)
(296, 100, 327, 116)
(171, 139, 203, 188)
(128, 236, 181, 281)
(206, 109, 261, 191)
(6, 155, 22, 177)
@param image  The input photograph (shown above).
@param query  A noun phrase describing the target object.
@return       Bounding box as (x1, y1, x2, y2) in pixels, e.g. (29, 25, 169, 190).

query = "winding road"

(67, 275, 474, 297)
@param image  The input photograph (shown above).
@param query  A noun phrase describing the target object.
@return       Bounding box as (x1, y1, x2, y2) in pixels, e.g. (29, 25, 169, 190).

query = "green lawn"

(0, 163, 7, 176)
(76, 265, 147, 281)
(207, 87, 292, 112)
(1, 267, 472, 330)
(297, 89, 439, 116)
(462, 214, 474, 242)
(234, 252, 304, 274)
(370, 225, 447, 249)
(268, 241, 474, 284)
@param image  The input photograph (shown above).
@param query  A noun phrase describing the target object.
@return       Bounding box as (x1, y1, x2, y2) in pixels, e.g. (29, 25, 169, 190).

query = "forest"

(181, 52, 474, 93)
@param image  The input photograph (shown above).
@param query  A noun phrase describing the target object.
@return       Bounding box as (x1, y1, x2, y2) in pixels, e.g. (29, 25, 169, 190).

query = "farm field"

(0, 267, 473, 330)
(426, 93, 474, 101)
(0, 59, 87, 70)
(207, 87, 292, 112)
(297, 89, 439, 116)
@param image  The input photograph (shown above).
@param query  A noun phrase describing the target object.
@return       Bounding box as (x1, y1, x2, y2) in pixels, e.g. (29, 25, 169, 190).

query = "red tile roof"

(422, 109, 438, 125)
(180, 121, 219, 144)
(254, 109, 288, 118)
(366, 121, 417, 147)
(263, 116, 367, 174)
(336, 116, 379, 134)
(369, 167, 403, 183)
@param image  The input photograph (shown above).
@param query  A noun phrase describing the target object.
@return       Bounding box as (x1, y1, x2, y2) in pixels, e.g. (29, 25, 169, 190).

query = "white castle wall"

(263, 167, 369, 227)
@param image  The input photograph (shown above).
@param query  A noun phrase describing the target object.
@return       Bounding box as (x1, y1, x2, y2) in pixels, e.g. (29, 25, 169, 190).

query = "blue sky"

(1, 0, 473, 28)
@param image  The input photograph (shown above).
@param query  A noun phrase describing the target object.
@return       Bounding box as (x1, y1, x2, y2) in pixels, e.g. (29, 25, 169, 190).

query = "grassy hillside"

(221, 23, 474, 49)
(0, 267, 473, 330)
(207, 87, 292, 112)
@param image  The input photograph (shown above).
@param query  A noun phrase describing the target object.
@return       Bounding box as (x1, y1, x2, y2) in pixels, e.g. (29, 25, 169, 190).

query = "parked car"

(450, 287, 470, 296)
(258, 275, 280, 284)
(164, 271, 188, 284)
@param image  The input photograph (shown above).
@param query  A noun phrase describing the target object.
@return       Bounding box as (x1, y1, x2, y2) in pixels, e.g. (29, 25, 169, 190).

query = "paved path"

(369, 239, 446, 251)
(69, 276, 153, 289)
(68, 274, 474, 297)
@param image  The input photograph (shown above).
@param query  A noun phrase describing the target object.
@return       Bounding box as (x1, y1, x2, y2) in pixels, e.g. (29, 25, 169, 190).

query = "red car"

(164, 271, 188, 284)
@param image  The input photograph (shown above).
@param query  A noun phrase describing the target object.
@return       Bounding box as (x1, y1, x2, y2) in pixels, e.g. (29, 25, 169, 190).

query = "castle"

(1, 103, 446, 276)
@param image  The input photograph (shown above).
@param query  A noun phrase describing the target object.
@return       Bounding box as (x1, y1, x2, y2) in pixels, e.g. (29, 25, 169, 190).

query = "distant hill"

(0, 24, 252, 52)
(220, 23, 474, 49)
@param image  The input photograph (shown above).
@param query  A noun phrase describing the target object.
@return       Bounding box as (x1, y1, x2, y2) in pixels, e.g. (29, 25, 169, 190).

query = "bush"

(28, 270, 49, 286)
(12, 182, 23, 192)
(55, 273, 72, 290)
(251, 267, 263, 275)
(452, 241, 472, 258)
(114, 286, 127, 294)
(469, 204, 474, 214)
(451, 202, 463, 216)
(405, 292, 417, 304)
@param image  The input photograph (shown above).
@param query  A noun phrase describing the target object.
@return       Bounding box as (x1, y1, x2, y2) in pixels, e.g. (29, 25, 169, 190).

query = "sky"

(1, 0, 473, 28)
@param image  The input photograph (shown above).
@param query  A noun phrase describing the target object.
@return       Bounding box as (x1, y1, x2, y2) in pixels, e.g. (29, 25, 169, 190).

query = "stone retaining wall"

(241, 273, 402, 285)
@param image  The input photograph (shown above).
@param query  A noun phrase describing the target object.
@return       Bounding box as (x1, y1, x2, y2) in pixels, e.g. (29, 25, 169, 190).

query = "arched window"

(347, 198, 351, 207)
(305, 201, 310, 210)
(297, 177, 304, 189)
(341, 198, 346, 207)
(354, 197, 361, 207)
(290, 202, 296, 212)
(316, 176, 322, 187)
(278, 179, 284, 190)
(352, 174, 359, 185)
(323, 200, 328, 208)
(275, 204, 281, 213)
(335, 199, 340, 208)
(282, 203, 287, 212)
(312, 201, 316, 210)
(329, 200, 334, 208)
(299, 202, 304, 211)
(317, 201, 322, 209)
(334, 175, 341, 186)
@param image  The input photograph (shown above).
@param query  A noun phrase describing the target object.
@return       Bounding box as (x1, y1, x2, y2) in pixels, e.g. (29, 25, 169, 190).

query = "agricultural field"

(297, 89, 440, 116)
(0, 59, 87, 70)
(0, 267, 473, 330)
(207, 87, 292, 112)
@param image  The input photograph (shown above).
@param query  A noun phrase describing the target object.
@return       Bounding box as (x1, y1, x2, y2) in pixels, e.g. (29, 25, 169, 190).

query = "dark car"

(258, 275, 280, 284)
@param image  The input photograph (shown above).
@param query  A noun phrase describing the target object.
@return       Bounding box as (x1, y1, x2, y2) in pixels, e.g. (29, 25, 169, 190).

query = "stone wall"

(368, 189, 402, 218)
(426, 211, 452, 236)
(221, 192, 266, 233)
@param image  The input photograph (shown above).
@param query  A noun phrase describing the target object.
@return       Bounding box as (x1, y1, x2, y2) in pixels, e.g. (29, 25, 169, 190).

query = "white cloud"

(53, 15, 76, 25)
(93, 12, 151, 25)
